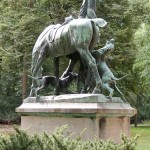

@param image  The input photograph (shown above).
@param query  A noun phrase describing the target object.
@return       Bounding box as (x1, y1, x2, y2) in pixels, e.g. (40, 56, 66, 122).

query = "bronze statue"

(29, 0, 127, 100)
(29, 72, 78, 96)
(83, 39, 127, 101)
(29, 18, 107, 97)
(61, 0, 97, 93)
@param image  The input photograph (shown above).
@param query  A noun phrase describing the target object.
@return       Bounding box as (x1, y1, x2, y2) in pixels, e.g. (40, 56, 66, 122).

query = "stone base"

(16, 94, 136, 143)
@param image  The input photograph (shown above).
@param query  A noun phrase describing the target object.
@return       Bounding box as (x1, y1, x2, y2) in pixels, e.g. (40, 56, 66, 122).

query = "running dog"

(29, 72, 78, 96)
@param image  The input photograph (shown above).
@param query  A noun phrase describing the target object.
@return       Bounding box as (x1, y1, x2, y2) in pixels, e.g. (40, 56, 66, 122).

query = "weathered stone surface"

(23, 94, 109, 103)
(99, 117, 130, 142)
(16, 94, 136, 143)
(16, 94, 135, 117)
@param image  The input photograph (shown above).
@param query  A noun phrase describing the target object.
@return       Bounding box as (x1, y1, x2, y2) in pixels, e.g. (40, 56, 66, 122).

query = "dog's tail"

(112, 74, 128, 81)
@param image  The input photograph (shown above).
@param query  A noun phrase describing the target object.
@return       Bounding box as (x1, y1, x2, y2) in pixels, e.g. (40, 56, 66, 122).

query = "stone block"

(16, 94, 136, 143)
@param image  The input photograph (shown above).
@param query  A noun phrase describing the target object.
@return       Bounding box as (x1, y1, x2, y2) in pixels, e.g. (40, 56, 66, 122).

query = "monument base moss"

(16, 94, 136, 143)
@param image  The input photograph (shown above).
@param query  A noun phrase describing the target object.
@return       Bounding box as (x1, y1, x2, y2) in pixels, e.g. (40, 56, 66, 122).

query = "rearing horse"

(29, 18, 107, 97)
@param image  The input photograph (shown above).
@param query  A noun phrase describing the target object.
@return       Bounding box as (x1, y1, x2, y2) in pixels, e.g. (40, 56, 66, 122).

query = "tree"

(0, 0, 80, 122)
(96, 0, 135, 97)
(128, 0, 150, 124)
(0, 0, 149, 123)
(133, 23, 150, 89)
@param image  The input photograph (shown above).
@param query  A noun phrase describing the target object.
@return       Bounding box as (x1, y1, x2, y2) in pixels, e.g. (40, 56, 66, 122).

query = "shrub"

(0, 125, 139, 150)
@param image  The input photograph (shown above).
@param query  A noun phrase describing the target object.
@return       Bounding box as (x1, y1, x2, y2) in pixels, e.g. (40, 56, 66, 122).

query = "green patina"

(21, 112, 98, 119)
(19, 111, 129, 118)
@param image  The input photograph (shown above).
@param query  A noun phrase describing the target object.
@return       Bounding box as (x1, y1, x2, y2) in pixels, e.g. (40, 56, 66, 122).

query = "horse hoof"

(92, 88, 101, 94)
(105, 96, 113, 102)
(122, 97, 128, 103)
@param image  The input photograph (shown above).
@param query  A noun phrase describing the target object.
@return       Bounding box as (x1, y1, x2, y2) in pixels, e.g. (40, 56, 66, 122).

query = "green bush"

(0, 126, 139, 150)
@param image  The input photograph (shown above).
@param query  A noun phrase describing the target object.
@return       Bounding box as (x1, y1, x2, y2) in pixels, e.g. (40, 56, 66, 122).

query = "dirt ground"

(0, 124, 16, 135)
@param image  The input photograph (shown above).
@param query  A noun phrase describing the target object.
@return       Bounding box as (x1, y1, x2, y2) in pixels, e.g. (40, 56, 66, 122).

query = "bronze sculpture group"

(29, 0, 126, 101)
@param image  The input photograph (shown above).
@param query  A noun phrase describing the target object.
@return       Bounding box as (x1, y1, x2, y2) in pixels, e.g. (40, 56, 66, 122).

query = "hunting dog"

(29, 72, 78, 96)
(85, 39, 127, 101)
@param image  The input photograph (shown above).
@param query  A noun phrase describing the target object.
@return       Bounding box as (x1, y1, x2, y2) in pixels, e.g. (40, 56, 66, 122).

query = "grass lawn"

(131, 125, 150, 150)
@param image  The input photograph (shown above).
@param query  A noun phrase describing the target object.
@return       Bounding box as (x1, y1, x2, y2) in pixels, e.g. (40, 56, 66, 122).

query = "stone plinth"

(16, 94, 136, 143)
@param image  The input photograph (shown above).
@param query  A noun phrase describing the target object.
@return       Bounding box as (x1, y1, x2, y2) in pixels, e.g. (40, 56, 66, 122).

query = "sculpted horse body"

(29, 18, 107, 97)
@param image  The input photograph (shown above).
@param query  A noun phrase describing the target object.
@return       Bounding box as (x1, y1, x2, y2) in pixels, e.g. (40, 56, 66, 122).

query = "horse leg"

(81, 66, 91, 93)
(61, 59, 84, 93)
(77, 48, 102, 94)
(77, 59, 88, 93)
(54, 57, 60, 95)
(29, 51, 40, 97)
(30, 50, 44, 97)
(61, 59, 78, 78)
(29, 80, 36, 97)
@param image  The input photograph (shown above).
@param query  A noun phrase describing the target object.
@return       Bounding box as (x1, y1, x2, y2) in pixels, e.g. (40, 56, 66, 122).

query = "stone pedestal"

(16, 94, 136, 143)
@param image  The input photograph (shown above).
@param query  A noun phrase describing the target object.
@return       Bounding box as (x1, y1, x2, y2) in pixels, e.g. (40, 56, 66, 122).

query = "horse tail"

(89, 20, 99, 50)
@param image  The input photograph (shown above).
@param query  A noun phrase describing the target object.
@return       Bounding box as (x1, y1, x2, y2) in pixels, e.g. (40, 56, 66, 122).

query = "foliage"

(0, 125, 139, 150)
(0, 0, 79, 122)
(129, 0, 150, 121)
(95, 0, 136, 100)
(0, 0, 50, 121)
(0, 0, 150, 122)
(133, 24, 150, 90)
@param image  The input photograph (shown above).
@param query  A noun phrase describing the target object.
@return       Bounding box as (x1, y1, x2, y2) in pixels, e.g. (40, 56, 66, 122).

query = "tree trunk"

(134, 94, 141, 127)
(22, 54, 27, 100)
(29, 0, 35, 8)
(22, 68, 27, 100)
(134, 113, 138, 127)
